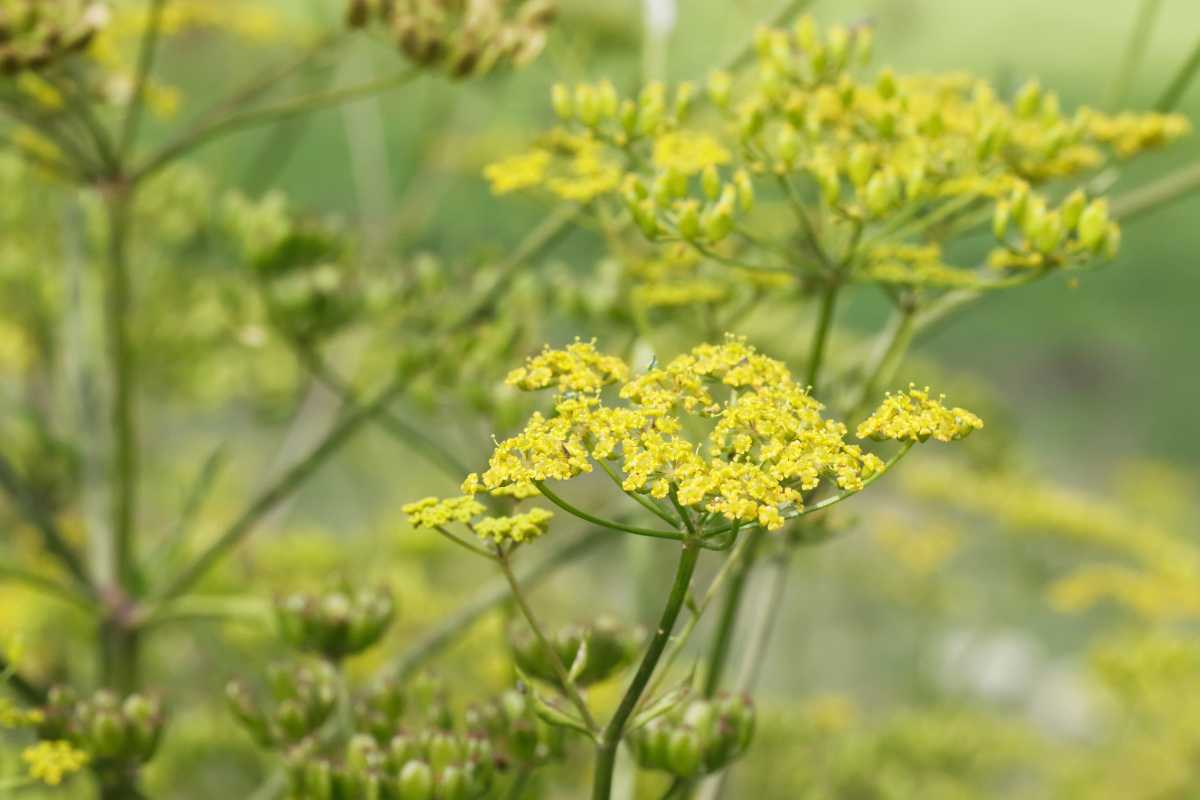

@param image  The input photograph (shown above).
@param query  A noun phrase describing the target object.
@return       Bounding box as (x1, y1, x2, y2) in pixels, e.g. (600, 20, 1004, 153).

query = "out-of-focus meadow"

(2, 0, 1199, 798)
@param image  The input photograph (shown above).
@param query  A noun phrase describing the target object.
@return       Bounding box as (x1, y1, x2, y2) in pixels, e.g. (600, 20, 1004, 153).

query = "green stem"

(0, 653, 48, 705)
(805, 280, 839, 390)
(0, 565, 93, 613)
(592, 537, 701, 800)
(534, 481, 685, 542)
(0, 453, 93, 593)
(850, 304, 916, 419)
(596, 458, 681, 528)
(119, 0, 169, 160)
(1107, 0, 1163, 109)
(434, 525, 499, 561)
(1155, 32, 1200, 111)
(155, 378, 405, 604)
(1110, 162, 1200, 222)
(701, 529, 763, 697)
(496, 547, 598, 732)
(135, 68, 418, 182)
(386, 533, 604, 681)
(294, 343, 471, 480)
(102, 185, 139, 594)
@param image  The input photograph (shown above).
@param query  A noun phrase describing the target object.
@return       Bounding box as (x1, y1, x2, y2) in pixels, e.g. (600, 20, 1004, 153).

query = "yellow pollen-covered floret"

(506, 340, 630, 393)
(402, 495, 487, 529)
(857, 385, 984, 443)
(22, 740, 89, 786)
(473, 508, 555, 544)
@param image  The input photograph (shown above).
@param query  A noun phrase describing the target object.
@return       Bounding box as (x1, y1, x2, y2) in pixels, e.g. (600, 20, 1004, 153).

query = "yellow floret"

(857, 385, 983, 443)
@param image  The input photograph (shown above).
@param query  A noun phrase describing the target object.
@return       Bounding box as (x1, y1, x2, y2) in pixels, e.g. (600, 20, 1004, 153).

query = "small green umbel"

(275, 584, 395, 662)
(628, 693, 756, 780)
(508, 617, 643, 689)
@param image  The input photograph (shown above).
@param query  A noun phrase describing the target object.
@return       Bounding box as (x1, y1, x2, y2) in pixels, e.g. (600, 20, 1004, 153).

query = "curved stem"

(701, 529, 763, 697)
(596, 458, 681, 528)
(805, 280, 839, 391)
(135, 67, 417, 182)
(534, 481, 685, 541)
(496, 546, 598, 733)
(119, 0, 169, 160)
(1156, 32, 1200, 112)
(155, 378, 405, 605)
(0, 566, 94, 613)
(434, 525, 498, 561)
(1108, 0, 1163, 109)
(0, 453, 93, 594)
(386, 533, 604, 681)
(592, 537, 701, 800)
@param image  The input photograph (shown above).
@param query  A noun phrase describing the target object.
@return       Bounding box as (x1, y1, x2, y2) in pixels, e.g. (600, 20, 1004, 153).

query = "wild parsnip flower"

(21, 740, 89, 786)
(402, 495, 486, 529)
(474, 507, 554, 544)
(856, 385, 983, 443)
(462, 336, 957, 531)
(485, 15, 1188, 300)
(0, 697, 43, 728)
(404, 492, 556, 546)
(484, 149, 551, 194)
(506, 339, 629, 393)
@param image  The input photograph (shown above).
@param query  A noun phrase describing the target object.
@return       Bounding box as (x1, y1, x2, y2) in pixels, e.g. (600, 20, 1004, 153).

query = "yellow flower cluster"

(856, 385, 984, 443)
(485, 133, 622, 201)
(403, 494, 554, 546)
(464, 337, 970, 531)
(0, 697, 43, 728)
(402, 495, 486, 528)
(21, 740, 89, 786)
(485, 15, 1188, 297)
(505, 340, 629, 393)
(473, 507, 553, 544)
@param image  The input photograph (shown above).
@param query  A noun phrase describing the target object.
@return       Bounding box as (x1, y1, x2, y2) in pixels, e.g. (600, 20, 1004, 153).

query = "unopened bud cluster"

(464, 689, 566, 768)
(345, 0, 555, 79)
(288, 729, 496, 800)
(991, 186, 1118, 268)
(252, 226, 362, 345)
(0, 0, 108, 75)
(628, 693, 755, 780)
(227, 660, 338, 748)
(509, 618, 642, 688)
(275, 585, 396, 662)
(36, 687, 164, 774)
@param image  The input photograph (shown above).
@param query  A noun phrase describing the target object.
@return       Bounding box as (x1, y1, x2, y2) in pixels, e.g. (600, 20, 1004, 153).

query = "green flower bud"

(992, 201, 1011, 240)
(89, 709, 126, 759)
(667, 728, 703, 777)
(701, 166, 722, 200)
(828, 24, 850, 67)
(1060, 189, 1087, 231)
(675, 200, 702, 240)
(1015, 79, 1042, 118)
(304, 760, 334, 800)
(702, 201, 734, 242)
(1077, 198, 1109, 251)
(439, 766, 468, 800)
(864, 170, 897, 216)
(1033, 211, 1066, 254)
(674, 81, 696, 118)
(550, 83, 572, 120)
(575, 84, 600, 127)
(597, 80, 619, 118)
(1103, 222, 1121, 259)
(398, 761, 434, 800)
(633, 199, 660, 238)
(707, 70, 733, 107)
(855, 26, 874, 64)
(734, 170, 755, 212)
(776, 124, 800, 167)
(847, 144, 874, 188)
(877, 67, 897, 100)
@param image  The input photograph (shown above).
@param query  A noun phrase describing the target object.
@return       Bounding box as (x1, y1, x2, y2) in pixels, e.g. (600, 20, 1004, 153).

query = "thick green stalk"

(102, 187, 138, 593)
(592, 537, 701, 800)
(100, 183, 143, 692)
(701, 530, 763, 697)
